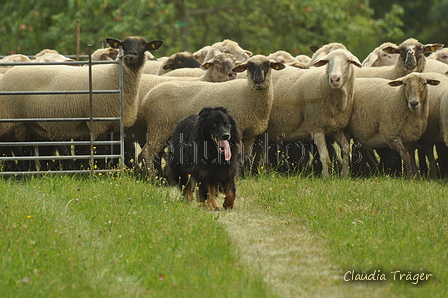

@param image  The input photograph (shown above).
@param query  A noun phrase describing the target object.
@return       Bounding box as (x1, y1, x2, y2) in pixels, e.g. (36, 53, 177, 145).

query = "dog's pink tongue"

(219, 140, 231, 161)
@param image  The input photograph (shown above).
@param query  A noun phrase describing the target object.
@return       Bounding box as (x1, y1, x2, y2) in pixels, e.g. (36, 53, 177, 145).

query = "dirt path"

(217, 197, 392, 298)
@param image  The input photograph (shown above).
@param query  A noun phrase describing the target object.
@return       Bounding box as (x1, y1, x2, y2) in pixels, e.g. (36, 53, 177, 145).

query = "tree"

(0, 0, 404, 60)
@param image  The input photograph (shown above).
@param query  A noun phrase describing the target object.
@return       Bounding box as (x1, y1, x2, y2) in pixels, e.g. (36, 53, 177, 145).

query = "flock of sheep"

(2, 36, 448, 179)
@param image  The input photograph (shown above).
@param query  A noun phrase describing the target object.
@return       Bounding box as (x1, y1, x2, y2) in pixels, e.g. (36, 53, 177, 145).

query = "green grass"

(1, 173, 447, 298)
(0, 174, 273, 298)
(240, 173, 448, 297)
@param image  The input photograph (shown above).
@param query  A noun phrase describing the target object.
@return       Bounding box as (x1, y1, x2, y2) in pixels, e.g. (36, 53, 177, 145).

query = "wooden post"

(76, 20, 81, 61)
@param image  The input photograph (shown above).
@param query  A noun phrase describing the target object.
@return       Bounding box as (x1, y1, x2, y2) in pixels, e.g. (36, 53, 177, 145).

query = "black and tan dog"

(166, 106, 241, 210)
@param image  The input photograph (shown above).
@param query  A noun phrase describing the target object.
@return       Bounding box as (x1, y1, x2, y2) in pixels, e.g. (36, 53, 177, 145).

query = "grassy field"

(0, 173, 446, 297)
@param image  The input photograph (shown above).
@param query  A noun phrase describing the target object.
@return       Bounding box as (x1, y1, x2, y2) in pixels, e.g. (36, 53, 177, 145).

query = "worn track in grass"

(217, 197, 393, 298)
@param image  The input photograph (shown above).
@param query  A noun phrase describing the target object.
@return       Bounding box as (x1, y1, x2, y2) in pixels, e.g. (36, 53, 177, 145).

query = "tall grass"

(0, 174, 273, 298)
(240, 173, 448, 297)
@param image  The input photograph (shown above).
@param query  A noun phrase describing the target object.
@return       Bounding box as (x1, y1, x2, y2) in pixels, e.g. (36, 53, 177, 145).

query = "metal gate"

(0, 47, 125, 175)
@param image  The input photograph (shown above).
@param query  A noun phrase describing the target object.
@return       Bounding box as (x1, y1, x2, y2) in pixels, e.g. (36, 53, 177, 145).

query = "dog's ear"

(199, 107, 213, 118)
(215, 106, 228, 114)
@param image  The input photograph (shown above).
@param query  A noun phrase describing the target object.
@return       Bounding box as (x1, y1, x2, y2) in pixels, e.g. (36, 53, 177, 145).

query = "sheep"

(155, 51, 201, 75)
(33, 49, 59, 60)
(348, 73, 440, 179)
(0, 36, 163, 144)
(355, 38, 444, 79)
(203, 39, 253, 63)
(439, 90, 448, 148)
(122, 53, 239, 163)
(424, 58, 448, 74)
(193, 45, 212, 63)
(428, 47, 448, 64)
(0, 54, 31, 63)
(138, 55, 285, 174)
(0, 54, 32, 74)
(33, 53, 74, 63)
(416, 72, 448, 178)
(91, 47, 119, 61)
(306, 42, 347, 66)
(295, 54, 311, 65)
(255, 49, 362, 178)
(362, 42, 399, 67)
(353, 38, 444, 175)
(160, 67, 205, 77)
(145, 51, 157, 61)
(142, 58, 166, 75)
(268, 50, 298, 64)
(268, 50, 309, 69)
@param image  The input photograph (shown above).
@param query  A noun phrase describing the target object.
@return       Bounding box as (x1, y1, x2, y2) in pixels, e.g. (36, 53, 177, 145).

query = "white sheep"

(0, 36, 163, 143)
(160, 67, 205, 77)
(295, 54, 311, 65)
(123, 53, 239, 162)
(0, 54, 32, 74)
(91, 47, 119, 61)
(268, 50, 298, 63)
(33, 53, 74, 63)
(193, 45, 212, 63)
(257, 49, 362, 178)
(355, 38, 444, 79)
(439, 90, 448, 147)
(268, 50, 309, 69)
(362, 42, 399, 67)
(138, 55, 285, 173)
(419, 73, 448, 177)
(428, 47, 448, 64)
(33, 49, 58, 60)
(306, 42, 347, 66)
(348, 73, 440, 178)
(424, 58, 448, 74)
(203, 39, 253, 63)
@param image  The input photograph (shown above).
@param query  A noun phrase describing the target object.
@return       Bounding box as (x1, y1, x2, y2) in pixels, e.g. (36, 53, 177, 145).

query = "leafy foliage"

(1, 0, 404, 60)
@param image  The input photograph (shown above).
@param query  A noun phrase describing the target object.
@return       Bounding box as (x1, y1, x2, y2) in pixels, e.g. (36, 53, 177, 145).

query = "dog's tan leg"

(206, 185, 219, 211)
(222, 182, 236, 209)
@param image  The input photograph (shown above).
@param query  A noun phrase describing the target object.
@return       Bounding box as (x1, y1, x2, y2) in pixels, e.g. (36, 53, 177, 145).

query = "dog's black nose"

(221, 133, 230, 140)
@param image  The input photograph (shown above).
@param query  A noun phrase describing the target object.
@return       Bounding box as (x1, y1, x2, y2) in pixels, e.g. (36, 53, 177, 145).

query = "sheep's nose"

(331, 76, 340, 83)
(409, 101, 419, 110)
(221, 133, 230, 140)
(128, 50, 138, 56)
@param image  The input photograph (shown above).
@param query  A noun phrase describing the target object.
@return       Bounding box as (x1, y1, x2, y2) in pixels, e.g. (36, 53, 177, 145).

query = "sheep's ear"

(271, 62, 286, 70)
(106, 38, 122, 49)
(163, 62, 173, 70)
(309, 45, 320, 53)
(427, 79, 441, 86)
(245, 50, 253, 57)
(424, 43, 444, 54)
(362, 53, 378, 67)
(388, 80, 403, 87)
(382, 46, 400, 54)
(313, 58, 329, 67)
(200, 60, 215, 70)
(232, 63, 247, 73)
(350, 56, 363, 68)
(146, 40, 164, 51)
